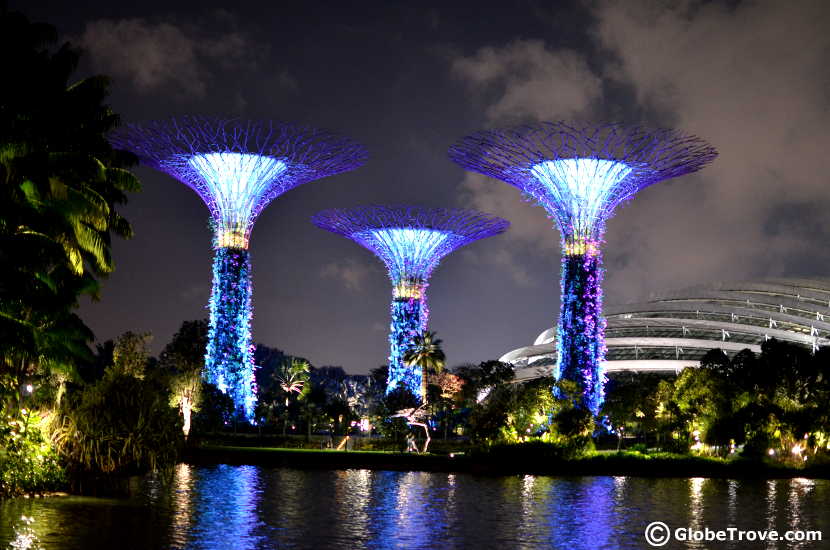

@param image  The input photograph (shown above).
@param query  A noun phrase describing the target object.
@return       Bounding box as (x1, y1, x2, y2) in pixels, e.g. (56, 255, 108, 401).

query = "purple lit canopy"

(448, 122, 717, 246)
(109, 116, 368, 249)
(311, 205, 510, 287)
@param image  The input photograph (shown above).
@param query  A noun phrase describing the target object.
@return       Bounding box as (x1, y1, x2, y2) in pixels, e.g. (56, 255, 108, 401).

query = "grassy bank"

(183, 445, 830, 479)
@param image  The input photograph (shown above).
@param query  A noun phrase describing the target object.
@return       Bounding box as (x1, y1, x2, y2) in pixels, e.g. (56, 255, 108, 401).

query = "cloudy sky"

(16, 1, 830, 373)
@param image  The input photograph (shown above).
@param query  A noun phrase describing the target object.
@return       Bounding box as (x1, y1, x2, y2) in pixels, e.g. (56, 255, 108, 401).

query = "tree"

(403, 331, 446, 402)
(192, 383, 234, 433)
(467, 384, 512, 444)
(0, 9, 140, 417)
(371, 386, 421, 447)
(672, 363, 736, 449)
(429, 371, 464, 439)
(158, 320, 208, 438)
(110, 331, 152, 379)
(272, 358, 310, 435)
(455, 360, 515, 405)
(601, 372, 669, 450)
(301, 384, 327, 442)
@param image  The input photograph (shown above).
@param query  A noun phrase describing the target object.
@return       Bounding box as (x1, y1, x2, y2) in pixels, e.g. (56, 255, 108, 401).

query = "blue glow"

(531, 158, 631, 241)
(387, 294, 426, 396)
(352, 227, 452, 399)
(556, 251, 606, 416)
(355, 228, 454, 283)
(204, 247, 257, 421)
(313, 206, 509, 400)
(189, 152, 288, 248)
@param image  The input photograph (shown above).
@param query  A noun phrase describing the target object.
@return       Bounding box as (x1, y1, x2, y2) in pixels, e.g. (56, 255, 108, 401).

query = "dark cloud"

(451, 0, 830, 307)
(75, 15, 272, 97)
(594, 0, 830, 298)
(320, 258, 378, 292)
(451, 39, 602, 123)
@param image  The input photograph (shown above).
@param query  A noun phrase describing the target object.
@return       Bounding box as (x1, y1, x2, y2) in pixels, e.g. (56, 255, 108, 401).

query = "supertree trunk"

(387, 286, 428, 397)
(556, 247, 607, 416)
(205, 246, 256, 420)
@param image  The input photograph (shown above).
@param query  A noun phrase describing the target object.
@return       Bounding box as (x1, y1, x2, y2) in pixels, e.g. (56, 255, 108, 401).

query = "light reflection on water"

(2, 467, 829, 549)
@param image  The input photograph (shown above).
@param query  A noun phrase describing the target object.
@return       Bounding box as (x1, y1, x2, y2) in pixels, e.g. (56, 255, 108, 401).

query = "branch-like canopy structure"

(110, 116, 368, 248)
(449, 122, 717, 246)
(313, 205, 508, 397)
(312, 205, 509, 288)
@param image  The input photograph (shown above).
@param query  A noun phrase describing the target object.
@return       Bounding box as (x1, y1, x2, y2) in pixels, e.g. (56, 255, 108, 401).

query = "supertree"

(449, 122, 716, 415)
(312, 206, 509, 398)
(109, 117, 367, 421)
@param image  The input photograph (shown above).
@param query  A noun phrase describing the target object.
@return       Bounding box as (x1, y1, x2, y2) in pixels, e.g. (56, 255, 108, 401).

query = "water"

(2, 465, 829, 549)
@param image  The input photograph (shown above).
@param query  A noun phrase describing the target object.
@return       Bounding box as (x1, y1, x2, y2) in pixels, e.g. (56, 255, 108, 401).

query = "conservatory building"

(501, 279, 830, 383)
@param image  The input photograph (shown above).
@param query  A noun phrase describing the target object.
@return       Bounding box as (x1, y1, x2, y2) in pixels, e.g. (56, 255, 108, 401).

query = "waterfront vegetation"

(2, 8, 830, 500)
(4, 324, 830, 497)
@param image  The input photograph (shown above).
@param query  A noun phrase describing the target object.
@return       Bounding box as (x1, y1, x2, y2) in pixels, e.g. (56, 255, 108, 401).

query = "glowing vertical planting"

(312, 206, 508, 399)
(450, 122, 717, 415)
(109, 117, 367, 420)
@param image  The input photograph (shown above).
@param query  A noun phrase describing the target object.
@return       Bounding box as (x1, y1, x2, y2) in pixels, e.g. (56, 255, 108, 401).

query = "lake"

(2, 465, 828, 549)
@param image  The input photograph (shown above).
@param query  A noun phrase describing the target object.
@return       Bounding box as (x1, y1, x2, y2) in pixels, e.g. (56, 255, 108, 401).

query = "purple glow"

(312, 206, 509, 396)
(109, 116, 368, 249)
(450, 122, 716, 414)
(108, 117, 367, 420)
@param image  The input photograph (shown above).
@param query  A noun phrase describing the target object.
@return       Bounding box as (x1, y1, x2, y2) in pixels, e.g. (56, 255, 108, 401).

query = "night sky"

(15, 1, 830, 374)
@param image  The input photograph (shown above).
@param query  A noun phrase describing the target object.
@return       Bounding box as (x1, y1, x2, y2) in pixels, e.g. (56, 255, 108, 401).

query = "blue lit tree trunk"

(205, 247, 256, 420)
(556, 249, 606, 416)
(387, 293, 427, 397)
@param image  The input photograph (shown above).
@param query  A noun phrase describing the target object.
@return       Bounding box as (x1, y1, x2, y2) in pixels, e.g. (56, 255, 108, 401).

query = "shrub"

(484, 438, 594, 462)
(628, 443, 649, 454)
(0, 412, 66, 498)
(49, 372, 182, 488)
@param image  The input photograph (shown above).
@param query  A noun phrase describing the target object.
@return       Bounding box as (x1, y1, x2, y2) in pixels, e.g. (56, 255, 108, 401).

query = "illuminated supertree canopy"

(312, 206, 509, 398)
(109, 116, 367, 421)
(449, 122, 717, 415)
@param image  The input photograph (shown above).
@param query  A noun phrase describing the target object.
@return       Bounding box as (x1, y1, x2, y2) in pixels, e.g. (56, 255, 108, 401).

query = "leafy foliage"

(598, 340, 830, 463)
(158, 320, 209, 437)
(371, 386, 421, 445)
(0, 11, 140, 392)
(0, 409, 66, 498)
(404, 330, 446, 400)
(0, 9, 140, 496)
(49, 371, 182, 479)
(192, 383, 235, 433)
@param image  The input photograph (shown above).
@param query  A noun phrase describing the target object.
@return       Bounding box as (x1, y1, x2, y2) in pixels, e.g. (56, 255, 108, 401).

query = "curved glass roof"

(504, 278, 830, 378)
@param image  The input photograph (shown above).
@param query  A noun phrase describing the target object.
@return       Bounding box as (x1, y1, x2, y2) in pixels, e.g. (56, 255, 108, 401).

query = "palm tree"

(0, 11, 140, 415)
(403, 331, 446, 402)
(272, 359, 310, 435)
